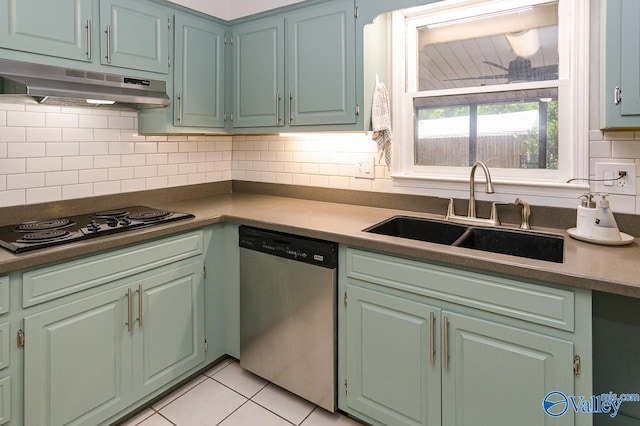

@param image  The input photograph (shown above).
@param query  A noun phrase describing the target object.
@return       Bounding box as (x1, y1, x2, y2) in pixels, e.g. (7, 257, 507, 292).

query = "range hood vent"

(0, 58, 171, 110)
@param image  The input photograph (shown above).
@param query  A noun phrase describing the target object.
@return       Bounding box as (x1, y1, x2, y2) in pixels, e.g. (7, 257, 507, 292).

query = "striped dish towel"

(372, 81, 392, 169)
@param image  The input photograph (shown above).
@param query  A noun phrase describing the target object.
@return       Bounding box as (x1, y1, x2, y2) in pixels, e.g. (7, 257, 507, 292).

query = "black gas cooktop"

(0, 205, 195, 253)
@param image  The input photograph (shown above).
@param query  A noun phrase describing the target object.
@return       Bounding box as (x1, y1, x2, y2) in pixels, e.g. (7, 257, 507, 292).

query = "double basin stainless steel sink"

(364, 215, 565, 263)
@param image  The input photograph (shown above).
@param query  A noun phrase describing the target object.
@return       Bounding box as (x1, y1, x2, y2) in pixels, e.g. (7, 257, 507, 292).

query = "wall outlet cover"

(595, 162, 636, 195)
(354, 156, 375, 179)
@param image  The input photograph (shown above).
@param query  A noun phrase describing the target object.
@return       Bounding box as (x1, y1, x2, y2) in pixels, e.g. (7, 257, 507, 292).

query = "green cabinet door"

(100, 0, 170, 74)
(601, 0, 640, 128)
(132, 261, 205, 397)
(0, 0, 92, 61)
(346, 284, 441, 426)
(24, 284, 133, 426)
(174, 15, 226, 128)
(286, 0, 357, 126)
(442, 311, 575, 426)
(232, 17, 285, 128)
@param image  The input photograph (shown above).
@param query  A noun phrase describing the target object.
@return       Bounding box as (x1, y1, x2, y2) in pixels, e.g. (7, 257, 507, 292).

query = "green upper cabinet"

(0, 0, 93, 62)
(232, 17, 285, 128)
(601, 0, 640, 129)
(174, 14, 226, 128)
(286, 0, 356, 126)
(99, 0, 170, 74)
(231, 0, 357, 131)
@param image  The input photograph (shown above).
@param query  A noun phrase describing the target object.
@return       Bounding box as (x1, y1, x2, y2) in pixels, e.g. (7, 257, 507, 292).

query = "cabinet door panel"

(233, 17, 285, 128)
(24, 285, 132, 426)
(0, 0, 91, 61)
(346, 284, 440, 426)
(133, 261, 205, 397)
(287, 0, 356, 126)
(100, 0, 169, 74)
(174, 15, 225, 127)
(442, 311, 574, 426)
(619, 0, 640, 116)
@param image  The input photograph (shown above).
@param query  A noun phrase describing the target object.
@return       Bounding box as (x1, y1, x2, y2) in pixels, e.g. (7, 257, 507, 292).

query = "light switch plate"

(354, 156, 375, 179)
(595, 162, 636, 195)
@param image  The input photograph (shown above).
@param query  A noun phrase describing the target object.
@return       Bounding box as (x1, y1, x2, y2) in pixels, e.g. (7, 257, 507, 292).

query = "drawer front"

(0, 377, 9, 425)
(23, 231, 203, 307)
(0, 324, 8, 371)
(345, 248, 574, 331)
(0, 278, 7, 315)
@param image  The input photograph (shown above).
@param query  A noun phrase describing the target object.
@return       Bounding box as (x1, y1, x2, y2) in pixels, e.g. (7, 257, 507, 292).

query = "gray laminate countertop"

(1, 193, 638, 297)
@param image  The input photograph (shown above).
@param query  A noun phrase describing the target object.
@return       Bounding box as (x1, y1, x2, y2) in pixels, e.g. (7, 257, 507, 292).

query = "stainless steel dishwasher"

(239, 226, 338, 412)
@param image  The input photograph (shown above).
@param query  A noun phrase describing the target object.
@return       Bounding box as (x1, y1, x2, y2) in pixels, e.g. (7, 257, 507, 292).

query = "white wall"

(166, 0, 304, 20)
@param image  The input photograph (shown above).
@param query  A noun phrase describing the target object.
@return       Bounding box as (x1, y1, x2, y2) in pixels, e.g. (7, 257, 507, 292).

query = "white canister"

(576, 193, 597, 236)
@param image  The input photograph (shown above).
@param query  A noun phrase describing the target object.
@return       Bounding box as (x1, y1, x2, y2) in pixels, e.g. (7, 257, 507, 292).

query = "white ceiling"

(166, 0, 305, 21)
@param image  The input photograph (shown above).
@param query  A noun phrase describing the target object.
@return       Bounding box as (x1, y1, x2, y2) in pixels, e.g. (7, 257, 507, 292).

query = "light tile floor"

(118, 358, 365, 426)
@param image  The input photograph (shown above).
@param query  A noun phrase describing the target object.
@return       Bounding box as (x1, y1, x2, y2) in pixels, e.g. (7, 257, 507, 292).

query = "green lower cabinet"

(345, 284, 576, 426)
(442, 311, 574, 426)
(346, 284, 441, 426)
(23, 260, 205, 426)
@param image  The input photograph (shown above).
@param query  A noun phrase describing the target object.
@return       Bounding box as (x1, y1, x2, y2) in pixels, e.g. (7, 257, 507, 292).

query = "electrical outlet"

(595, 163, 636, 195)
(354, 156, 375, 179)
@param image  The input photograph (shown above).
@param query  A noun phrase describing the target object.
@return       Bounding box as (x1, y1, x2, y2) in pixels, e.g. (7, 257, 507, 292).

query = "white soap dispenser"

(592, 193, 622, 242)
(576, 193, 597, 237)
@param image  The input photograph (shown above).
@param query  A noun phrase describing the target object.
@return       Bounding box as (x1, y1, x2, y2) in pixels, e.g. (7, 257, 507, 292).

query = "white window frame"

(390, 0, 590, 206)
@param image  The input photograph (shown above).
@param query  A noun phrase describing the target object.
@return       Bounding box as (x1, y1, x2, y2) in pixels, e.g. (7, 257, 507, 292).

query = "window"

(391, 0, 589, 200)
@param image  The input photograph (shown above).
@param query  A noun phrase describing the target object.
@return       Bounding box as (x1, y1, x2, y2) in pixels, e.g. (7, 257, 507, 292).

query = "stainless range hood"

(0, 58, 171, 109)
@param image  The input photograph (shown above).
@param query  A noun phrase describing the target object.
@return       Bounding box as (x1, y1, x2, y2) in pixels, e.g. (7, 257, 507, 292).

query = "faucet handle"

(490, 202, 508, 226)
(514, 198, 531, 230)
(443, 198, 455, 219)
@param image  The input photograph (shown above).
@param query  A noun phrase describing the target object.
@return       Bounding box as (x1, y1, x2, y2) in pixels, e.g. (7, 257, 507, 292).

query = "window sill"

(391, 173, 588, 208)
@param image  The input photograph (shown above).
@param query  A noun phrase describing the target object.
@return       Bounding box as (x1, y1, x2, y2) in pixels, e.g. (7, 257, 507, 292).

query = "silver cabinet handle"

(137, 284, 143, 328)
(125, 288, 132, 332)
(288, 91, 294, 123)
(430, 312, 435, 365)
(614, 86, 622, 105)
(105, 24, 112, 63)
(177, 92, 183, 124)
(276, 93, 281, 124)
(443, 316, 449, 370)
(85, 19, 92, 60)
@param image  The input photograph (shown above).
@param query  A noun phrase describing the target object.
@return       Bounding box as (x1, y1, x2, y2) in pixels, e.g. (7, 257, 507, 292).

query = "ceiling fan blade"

(445, 74, 509, 81)
(483, 61, 509, 71)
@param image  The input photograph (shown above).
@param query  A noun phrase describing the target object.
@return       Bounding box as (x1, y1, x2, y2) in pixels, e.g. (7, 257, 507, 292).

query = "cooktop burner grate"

(92, 209, 129, 219)
(15, 219, 74, 232)
(17, 230, 74, 243)
(127, 210, 171, 221)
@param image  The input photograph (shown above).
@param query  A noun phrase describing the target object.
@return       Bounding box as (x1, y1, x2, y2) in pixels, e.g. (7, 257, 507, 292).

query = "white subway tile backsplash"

(169, 153, 189, 164)
(64, 156, 95, 170)
(27, 186, 61, 204)
(46, 171, 78, 186)
(94, 129, 121, 142)
(7, 111, 45, 127)
(0, 189, 25, 207)
(134, 166, 157, 179)
(94, 180, 121, 195)
(46, 113, 79, 128)
(0, 143, 6, 158)
(79, 114, 108, 129)
(27, 157, 62, 173)
(109, 167, 134, 181)
(121, 154, 146, 167)
(7, 173, 44, 189)
(121, 131, 147, 142)
(0, 158, 26, 174)
(63, 183, 93, 200)
(0, 175, 5, 190)
(8, 143, 46, 158)
(79, 169, 108, 183)
(179, 142, 198, 152)
(47, 143, 79, 157)
(121, 178, 147, 193)
(109, 141, 135, 155)
(0, 111, 6, 126)
(612, 141, 640, 158)
(63, 128, 93, 142)
(27, 127, 62, 142)
(159, 142, 179, 153)
(179, 163, 198, 175)
(158, 164, 179, 176)
(0, 127, 26, 142)
(188, 152, 206, 163)
(168, 174, 189, 187)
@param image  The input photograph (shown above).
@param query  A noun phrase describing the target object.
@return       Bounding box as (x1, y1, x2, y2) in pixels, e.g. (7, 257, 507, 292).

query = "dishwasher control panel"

(239, 226, 337, 268)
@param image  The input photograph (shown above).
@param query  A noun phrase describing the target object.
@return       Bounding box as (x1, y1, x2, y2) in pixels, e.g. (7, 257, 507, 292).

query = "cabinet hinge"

(203, 266, 207, 279)
(17, 329, 24, 349)
(343, 291, 348, 307)
(574, 354, 581, 376)
(168, 18, 172, 30)
(344, 378, 348, 395)
(354, 5, 359, 18)
(224, 35, 233, 46)
(230, 113, 233, 121)
(168, 55, 171, 68)
(204, 339, 208, 352)
(355, 104, 360, 116)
